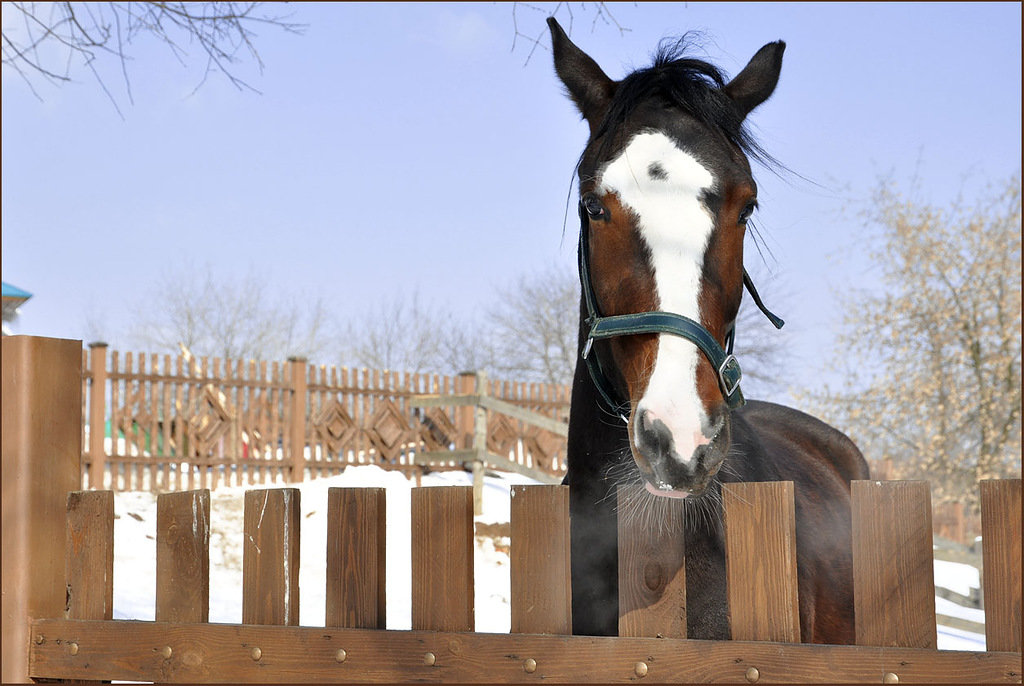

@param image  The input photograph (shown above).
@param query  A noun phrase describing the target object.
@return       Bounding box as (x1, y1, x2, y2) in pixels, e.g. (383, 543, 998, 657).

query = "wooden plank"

(29, 618, 1023, 684)
(242, 489, 301, 625)
(411, 486, 474, 632)
(156, 490, 210, 623)
(326, 488, 386, 629)
(981, 479, 1021, 653)
(65, 490, 115, 620)
(409, 394, 570, 437)
(510, 485, 571, 634)
(87, 343, 108, 490)
(852, 480, 937, 648)
(2, 337, 83, 683)
(413, 449, 562, 485)
(616, 485, 687, 638)
(723, 481, 801, 642)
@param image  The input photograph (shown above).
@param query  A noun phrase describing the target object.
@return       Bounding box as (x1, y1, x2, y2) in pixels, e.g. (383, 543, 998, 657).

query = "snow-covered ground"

(111, 466, 987, 650)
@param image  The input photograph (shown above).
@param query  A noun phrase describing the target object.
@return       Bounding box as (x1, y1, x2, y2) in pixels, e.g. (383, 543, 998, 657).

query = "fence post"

(88, 342, 108, 489)
(2, 336, 82, 683)
(980, 478, 1021, 653)
(472, 371, 488, 517)
(454, 371, 476, 450)
(288, 356, 307, 483)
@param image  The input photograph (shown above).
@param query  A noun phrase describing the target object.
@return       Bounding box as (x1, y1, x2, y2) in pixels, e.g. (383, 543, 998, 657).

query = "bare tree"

(2, 2, 303, 114)
(128, 263, 327, 362)
(487, 262, 578, 387)
(338, 292, 495, 377)
(809, 175, 1022, 510)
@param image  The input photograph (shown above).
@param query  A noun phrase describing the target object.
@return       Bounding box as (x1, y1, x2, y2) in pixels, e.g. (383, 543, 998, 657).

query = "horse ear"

(724, 41, 785, 120)
(548, 17, 615, 128)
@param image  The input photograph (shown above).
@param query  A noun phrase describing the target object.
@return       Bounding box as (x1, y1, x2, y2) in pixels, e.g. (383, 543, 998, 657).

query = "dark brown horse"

(548, 18, 869, 643)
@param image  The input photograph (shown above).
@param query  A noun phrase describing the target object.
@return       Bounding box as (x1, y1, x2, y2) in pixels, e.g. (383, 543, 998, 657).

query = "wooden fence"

(78, 344, 981, 543)
(79, 343, 570, 492)
(3, 336, 1021, 683)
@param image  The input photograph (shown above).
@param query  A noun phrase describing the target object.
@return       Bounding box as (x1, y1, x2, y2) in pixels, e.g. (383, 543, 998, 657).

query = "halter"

(578, 202, 784, 419)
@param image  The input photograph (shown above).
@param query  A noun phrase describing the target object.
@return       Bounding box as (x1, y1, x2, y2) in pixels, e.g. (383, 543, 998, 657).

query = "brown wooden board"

(242, 489, 301, 625)
(981, 479, 1022, 653)
(2, 337, 83, 683)
(411, 486, 474, 632)
(723, 481, 801, 643)
(510, 485, 571, 635)
(65, 490, 115, 620)
(29, 618, 1022, 683)
(156, 490, 211, 623)
(326, 487, 386, 629)
(616, 485, 687, 639)
(852, 480, 937, 648)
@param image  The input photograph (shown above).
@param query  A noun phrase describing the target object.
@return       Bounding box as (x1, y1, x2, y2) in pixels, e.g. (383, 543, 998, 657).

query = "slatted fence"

(80, 343, 569, 492)
(4, 337, 1021, 683)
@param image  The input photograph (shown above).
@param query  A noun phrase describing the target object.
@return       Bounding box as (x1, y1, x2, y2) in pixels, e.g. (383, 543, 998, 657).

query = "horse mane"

(589, 36, 777, 169)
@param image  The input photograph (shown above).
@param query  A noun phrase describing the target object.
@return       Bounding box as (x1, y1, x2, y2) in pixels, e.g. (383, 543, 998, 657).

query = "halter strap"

(577, 203, 784, 416)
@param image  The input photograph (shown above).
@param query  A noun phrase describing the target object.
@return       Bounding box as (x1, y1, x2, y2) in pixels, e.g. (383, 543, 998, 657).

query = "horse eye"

(583, 194, 607, 220)
(738, 201, 757, 225)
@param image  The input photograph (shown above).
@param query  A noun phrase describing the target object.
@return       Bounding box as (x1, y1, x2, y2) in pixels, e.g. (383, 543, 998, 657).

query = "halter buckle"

(718, 354, 742, 399)
(582, 337, 594, 360)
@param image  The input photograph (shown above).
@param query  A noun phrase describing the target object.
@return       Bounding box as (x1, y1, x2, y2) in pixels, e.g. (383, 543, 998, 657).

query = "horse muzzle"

(631, 408, 729, 497)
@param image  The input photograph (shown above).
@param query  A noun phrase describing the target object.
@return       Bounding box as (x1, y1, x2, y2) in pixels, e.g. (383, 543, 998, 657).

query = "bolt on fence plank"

(723, 481, 801, 643)
(156, 490, 210, 623)
(411, 486, 474, 632)
(2, 336, 83, 683)
(510, 485, 571, 634)
(980, 478, 1021, 653)
(852, 480, 937, 648)
(326, 487, 386, 629)
(65, 491, 114, 621)
(243, 489, 301, 625)
(616, 485, 687, 638)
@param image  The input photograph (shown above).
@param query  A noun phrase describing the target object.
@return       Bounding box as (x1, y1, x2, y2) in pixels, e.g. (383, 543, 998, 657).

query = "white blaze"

(598, 131, 716, 466)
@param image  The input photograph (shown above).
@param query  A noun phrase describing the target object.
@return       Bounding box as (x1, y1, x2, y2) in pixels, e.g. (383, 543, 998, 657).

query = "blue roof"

(2, 282, 32, 299)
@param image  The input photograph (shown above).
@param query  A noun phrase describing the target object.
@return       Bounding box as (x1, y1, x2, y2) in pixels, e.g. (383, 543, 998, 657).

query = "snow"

(111, 466, 987, 650)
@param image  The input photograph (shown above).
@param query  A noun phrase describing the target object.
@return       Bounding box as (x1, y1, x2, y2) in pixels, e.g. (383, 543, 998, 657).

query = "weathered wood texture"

(981, 479, 1022, 653)
(510, 485, 571, 634)
(723, 481, 801, 642)
(852, 480, 937, 648)
(156, 489, 211, 623)
(325, 487, 386, 629)
(29, 618, 1022, 683)
(616, 486, 687, 638)
(411, 486, 474, 632)
(242, 489, 301, 625)
(65, 491, 114, 621)
(2, 336, 83, 683)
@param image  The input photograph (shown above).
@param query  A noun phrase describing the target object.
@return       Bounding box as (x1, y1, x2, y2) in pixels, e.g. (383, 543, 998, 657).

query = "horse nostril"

(635, 409, 674, 458)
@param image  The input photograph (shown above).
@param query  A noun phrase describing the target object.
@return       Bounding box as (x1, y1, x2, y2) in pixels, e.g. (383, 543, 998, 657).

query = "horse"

(547, 18, 870, 643)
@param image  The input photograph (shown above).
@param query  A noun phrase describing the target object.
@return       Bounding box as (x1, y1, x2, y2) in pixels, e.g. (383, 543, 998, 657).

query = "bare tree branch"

(2, 2, 305, 113)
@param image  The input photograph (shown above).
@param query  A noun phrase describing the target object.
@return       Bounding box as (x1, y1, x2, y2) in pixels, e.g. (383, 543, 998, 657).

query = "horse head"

(550, 18, 784, 498)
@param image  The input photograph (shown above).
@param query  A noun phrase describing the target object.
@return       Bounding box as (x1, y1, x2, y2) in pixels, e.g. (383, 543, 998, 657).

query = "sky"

(2, 2, 1021, 401)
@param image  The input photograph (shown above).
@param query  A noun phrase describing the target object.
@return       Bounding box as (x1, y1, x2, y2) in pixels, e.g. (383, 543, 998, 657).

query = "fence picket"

(242, 488, 301, 625)
(411, 486, 474, 632)
(852, 480, 937, 648)
(326, 487, 386, 629)
(980, 478, 1022, 653)
(510, 485, 571, 635)
(65, 490, 114, 620)
(156, 490, 210, 623)
(723, 481, 800, 642)
(616, 486, 687, 638)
